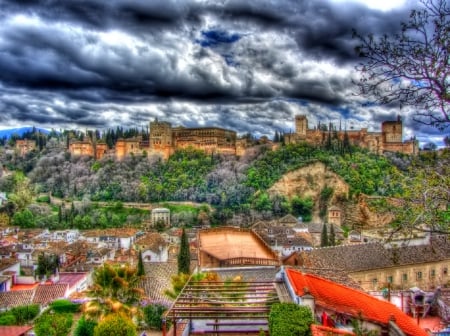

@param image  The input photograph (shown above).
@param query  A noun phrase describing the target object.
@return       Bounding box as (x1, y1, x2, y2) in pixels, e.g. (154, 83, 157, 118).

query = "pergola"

(163, 279, 283, 335)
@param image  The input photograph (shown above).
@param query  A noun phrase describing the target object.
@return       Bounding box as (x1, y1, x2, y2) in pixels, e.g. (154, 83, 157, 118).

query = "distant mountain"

(0, 127, 52, 139)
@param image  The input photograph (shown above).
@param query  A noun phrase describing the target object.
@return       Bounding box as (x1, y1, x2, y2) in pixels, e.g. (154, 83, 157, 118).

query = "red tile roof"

(0, 326, 33, 336)
(32, 283, 69, 305)
(286, 268, 428, 336)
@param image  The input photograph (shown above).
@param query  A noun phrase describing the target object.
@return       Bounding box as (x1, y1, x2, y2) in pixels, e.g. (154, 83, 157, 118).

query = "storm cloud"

(0, 0, 443, 146)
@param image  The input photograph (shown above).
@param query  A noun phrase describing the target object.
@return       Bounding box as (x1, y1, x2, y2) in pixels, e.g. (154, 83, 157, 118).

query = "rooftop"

(198, 227, 277, 261)
(298, 235, 450, 272)
(286, 268, 428, 336)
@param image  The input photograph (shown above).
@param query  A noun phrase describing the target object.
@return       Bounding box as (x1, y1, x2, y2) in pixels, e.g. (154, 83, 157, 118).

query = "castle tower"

(382, 116, 403, 143)
(149, 119, 172, 149)
(295, 115, 308, 139)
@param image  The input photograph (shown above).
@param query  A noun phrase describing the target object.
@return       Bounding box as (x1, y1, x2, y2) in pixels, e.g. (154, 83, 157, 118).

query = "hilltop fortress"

(285, 115, 418, 155)
(67, 115, 418, 160)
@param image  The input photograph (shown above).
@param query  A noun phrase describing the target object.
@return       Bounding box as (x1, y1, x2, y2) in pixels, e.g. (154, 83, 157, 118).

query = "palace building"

(68, 115, 418, 160)
(284, 115, 418, 155)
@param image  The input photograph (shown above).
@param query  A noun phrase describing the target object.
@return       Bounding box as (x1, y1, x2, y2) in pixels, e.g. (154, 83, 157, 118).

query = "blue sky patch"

(197, 29, 242, 47)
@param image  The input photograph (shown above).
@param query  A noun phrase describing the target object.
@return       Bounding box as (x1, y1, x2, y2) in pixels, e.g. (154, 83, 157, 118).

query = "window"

(443, 267, 448, 276)
(430, 269, 436, 278)
(402, 274, 408, 282)
(417, 271, 423, 280)
(387, 276, 393, 284)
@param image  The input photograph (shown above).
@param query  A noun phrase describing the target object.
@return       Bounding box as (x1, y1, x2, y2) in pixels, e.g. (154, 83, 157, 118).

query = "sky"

(0, 0, 446, 147)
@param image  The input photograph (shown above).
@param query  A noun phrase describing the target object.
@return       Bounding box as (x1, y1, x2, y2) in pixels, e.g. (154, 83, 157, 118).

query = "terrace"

(164, 278, 283, 335)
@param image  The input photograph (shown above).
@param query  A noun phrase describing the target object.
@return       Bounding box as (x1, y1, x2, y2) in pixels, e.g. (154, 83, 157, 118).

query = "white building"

(151, 208, 170, 228)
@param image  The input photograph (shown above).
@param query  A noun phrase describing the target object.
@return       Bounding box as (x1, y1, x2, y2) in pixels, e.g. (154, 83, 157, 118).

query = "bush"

(143, 304, 168, 330)
(34, 312, 73, 336)
(93, 313, 137, 336)
(10, 304, 40, 324)
(0, 304, 40, 325)
(0, 314, 16, 325)
(269, 303, 313, 336)
(74, 315, 98, 336)
(50, 299, 81, 313)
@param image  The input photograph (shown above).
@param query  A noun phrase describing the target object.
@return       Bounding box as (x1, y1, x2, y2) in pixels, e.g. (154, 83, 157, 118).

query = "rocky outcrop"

(268, 162, 393, 228)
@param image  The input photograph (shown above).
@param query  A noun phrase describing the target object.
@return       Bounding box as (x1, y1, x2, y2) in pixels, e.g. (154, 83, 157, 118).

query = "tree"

(164, 273, 191, 300)
(36, 253, 59, 279)
(386, 156, 450, 235)
(137, 250, 145, 276)
(74, 315, 97, 336)
(329, 224, 336, 246)
(143, 304, 168, 330)
(178, 227, 190, 275)
(93, 313, 137, 336)
(354, 0, 450, 130)
(320, 224, 328, 247)
(84, 264, 144, 320)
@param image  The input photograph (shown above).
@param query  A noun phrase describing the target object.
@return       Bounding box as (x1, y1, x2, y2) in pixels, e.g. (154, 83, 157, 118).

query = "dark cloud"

(0, 0, 441, 146)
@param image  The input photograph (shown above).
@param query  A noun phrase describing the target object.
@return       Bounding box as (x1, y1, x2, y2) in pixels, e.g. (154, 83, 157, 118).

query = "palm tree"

(83, 263, 144, 321)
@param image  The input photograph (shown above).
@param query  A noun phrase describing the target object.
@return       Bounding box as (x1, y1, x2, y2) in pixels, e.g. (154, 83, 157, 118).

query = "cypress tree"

(137, 250, 145, 276)
(320, 224, 328, 247)
(178, 228, 190, 275)
(329, 224, 336, 246)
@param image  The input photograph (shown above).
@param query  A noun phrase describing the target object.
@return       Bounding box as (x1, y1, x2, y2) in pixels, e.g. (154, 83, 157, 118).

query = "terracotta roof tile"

(298, 235, 450, 272)
(0, 326, 33, 336)
(286, 268, 428, 336)
(32, 283, 69, 305)
(0, 290, 34, 309)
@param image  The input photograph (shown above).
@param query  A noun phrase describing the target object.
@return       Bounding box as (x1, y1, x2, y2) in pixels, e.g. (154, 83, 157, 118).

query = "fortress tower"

(295, 115, 308, 138)
(382, 116, 403, 143)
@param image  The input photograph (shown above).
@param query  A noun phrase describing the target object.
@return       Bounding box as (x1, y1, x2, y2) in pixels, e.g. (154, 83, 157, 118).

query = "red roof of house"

(286, 268, 428, 336)
(0, 326, 33, 336)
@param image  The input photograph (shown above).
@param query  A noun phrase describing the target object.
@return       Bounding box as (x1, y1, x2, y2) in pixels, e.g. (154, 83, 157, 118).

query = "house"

(293, 235, 450, 292)
(14, 244, 34, 267)
(81, 228, 139, 250)
(86, 247, 115, 264)
(281, 267, 428, 336)
(197, 227, 279, 269)
(151, 208, 170, 228)
(306, 222, 344, 246)
(135, 232, 168, 262)
(254, 226, 313, 256)
(0, 259, 20, 286)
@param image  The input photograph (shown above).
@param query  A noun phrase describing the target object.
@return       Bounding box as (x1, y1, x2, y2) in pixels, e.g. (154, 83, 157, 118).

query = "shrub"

(34, 312, 73, 336)
(269, 303, 313, 336)
(10, 304, 40, 324)
(143, 304, 168, 330)
(74, 315, 98, 336)
(0, 314, 16, 325)
(93, 313, 137, 336)
(50, 299, 81, 313)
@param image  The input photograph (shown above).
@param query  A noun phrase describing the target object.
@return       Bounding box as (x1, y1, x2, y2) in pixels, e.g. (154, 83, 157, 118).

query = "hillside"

(1, 141, 447, 230)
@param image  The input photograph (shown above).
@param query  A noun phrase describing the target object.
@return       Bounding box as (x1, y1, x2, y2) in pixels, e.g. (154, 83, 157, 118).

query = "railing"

(220, 257, 280, 267)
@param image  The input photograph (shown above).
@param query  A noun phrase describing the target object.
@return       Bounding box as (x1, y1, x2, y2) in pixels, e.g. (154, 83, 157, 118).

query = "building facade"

(68, 115, 419, 160)
(285, 115, 418, 155)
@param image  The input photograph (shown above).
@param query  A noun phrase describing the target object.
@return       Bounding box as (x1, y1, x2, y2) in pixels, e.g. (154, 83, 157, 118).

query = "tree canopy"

(354, 0, 450, 130)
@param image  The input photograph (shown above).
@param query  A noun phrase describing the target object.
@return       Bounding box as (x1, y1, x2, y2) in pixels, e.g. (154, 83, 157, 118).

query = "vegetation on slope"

(2, 139, 448, 230)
